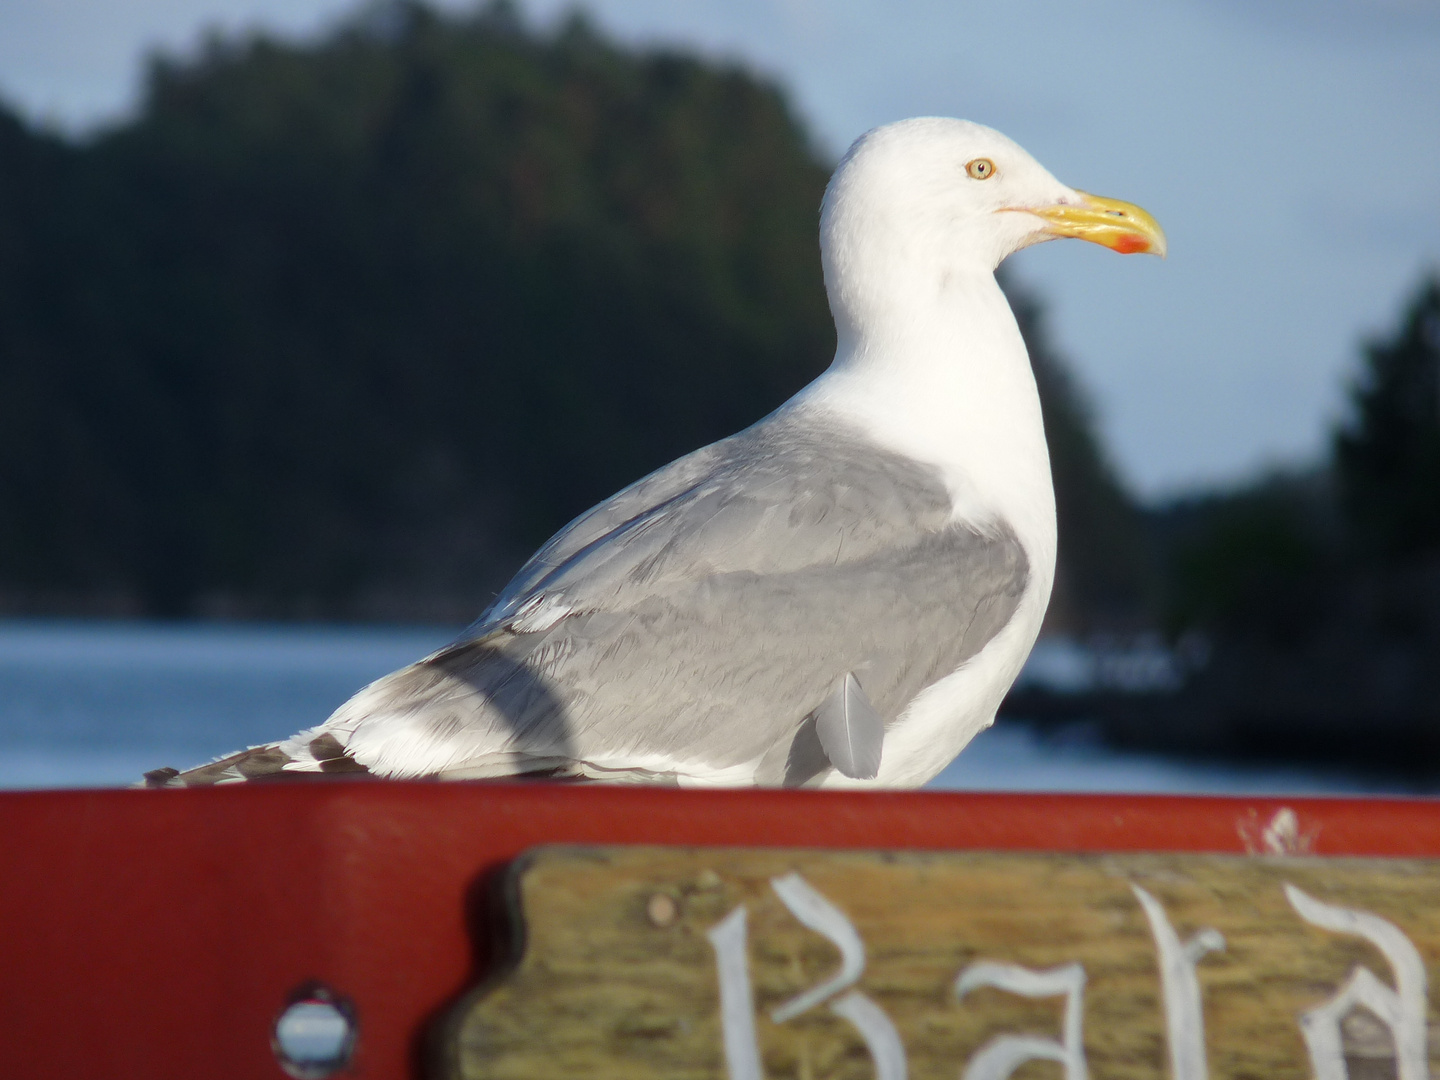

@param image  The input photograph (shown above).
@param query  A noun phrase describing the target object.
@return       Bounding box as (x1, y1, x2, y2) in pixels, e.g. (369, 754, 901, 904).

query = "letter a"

(955, 961, 1088, 1080)
(1286, 883, 1429, 1080)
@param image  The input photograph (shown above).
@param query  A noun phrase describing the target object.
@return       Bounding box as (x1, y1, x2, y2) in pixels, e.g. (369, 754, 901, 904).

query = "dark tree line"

(1070, 277, 1440, 767)
(1337, 277, 1440, 564)
(1158, 276, 1440, 645)
(0, 0, 1143, 624)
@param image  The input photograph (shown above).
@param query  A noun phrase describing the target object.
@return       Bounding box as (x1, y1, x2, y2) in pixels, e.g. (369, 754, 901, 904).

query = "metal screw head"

(647, 893, 678, 927)
(272, 983, 357, 1079)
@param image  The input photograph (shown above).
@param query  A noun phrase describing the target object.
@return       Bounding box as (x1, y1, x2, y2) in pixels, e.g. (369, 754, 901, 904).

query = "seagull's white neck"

(797, 268, 1057, 576)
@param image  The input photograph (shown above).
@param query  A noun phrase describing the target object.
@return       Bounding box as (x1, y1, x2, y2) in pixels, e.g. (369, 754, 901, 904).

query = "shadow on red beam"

(2, 782, 1438, 1079)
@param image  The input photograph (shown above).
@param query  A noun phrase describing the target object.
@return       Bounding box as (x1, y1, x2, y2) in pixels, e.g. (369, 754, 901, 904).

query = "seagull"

(151, 117, 1164, 790)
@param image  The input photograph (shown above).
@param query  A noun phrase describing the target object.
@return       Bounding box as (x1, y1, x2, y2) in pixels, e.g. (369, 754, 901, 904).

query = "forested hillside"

(1022, 277, 1440, 767)
(0, 0, 1147, 624)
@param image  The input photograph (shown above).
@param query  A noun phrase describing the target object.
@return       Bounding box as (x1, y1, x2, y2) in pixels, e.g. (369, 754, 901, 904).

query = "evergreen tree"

(0, 1, 835, 617)
(1336, 276, 1440, 563)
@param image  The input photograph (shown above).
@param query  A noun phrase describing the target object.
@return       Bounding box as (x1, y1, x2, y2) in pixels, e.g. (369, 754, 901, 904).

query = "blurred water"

(927, 724, 1436, 797)
(0, 620, 453, 789)
(0, 620, 1427, 795)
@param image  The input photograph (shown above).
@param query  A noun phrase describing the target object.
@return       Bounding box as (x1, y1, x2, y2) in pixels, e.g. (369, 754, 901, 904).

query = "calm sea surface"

(0, 619, 1428, 795)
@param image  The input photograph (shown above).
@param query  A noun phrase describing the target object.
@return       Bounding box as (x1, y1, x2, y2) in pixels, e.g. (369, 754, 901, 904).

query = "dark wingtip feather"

(145, 740, 371, 787)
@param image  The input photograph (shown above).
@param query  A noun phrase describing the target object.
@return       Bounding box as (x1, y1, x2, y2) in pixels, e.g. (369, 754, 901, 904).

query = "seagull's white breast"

(794, 273, 1057, 788)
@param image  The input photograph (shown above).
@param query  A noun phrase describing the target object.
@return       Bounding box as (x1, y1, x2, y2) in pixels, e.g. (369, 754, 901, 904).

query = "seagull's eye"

(965, 158, 996, 180)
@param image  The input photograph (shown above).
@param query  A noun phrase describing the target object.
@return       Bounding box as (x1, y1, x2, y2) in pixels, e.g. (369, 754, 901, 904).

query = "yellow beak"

(1021, 191, 1167, 257)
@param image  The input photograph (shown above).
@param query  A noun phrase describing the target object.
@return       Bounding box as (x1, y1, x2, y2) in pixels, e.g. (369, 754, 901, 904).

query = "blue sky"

(2, 0, 1437, 498)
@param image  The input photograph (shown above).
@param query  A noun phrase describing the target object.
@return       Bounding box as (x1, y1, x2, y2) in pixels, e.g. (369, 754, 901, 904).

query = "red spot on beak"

(1112, 235, 1149, 255)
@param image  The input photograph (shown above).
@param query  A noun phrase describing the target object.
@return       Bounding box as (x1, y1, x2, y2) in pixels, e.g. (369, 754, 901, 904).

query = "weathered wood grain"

(444, 846, 1440, 1079)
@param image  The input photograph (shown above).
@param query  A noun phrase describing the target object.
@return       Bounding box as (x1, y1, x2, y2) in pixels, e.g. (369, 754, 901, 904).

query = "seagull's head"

(820, 117, 1165, 336)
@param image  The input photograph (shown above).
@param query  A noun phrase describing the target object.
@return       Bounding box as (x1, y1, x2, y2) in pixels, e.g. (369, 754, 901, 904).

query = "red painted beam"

(2, 783, 1438, 1079)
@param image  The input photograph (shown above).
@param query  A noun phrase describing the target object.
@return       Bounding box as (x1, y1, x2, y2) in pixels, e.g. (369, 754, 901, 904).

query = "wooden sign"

(443, 844, 1440, 1080)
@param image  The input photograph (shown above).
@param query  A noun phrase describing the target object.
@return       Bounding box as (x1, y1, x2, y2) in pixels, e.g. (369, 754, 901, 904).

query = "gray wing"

(321, 407, 1029, 783)
(473, 437, 731, 631)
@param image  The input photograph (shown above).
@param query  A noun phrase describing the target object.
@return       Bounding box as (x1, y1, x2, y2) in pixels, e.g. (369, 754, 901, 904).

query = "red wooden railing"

(4, 783, 1439, 1078)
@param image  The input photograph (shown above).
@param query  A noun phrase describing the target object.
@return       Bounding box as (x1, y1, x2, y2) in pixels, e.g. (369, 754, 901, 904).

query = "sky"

(1, 0, 1438, 498)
